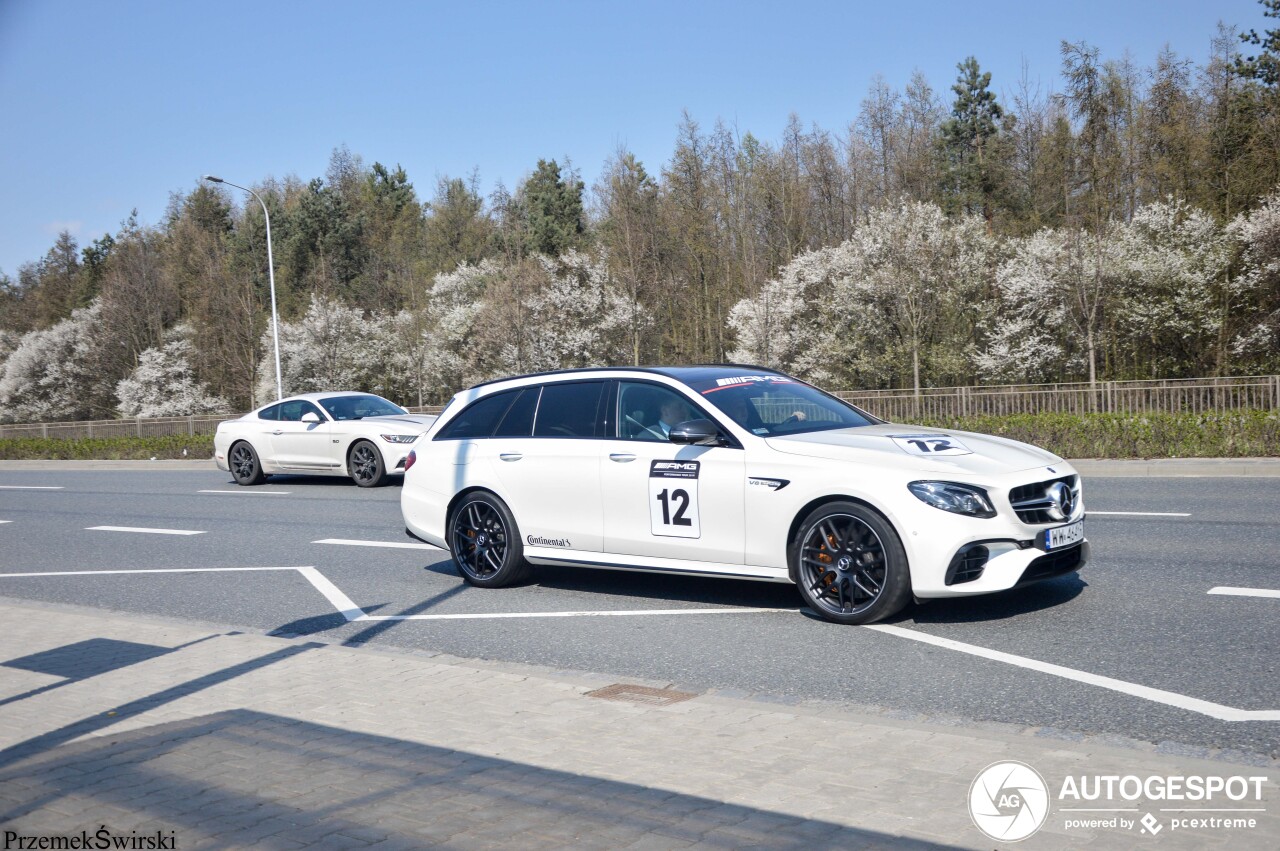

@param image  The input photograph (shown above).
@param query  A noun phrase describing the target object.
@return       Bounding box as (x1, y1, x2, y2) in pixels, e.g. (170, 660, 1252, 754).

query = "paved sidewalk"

(0, 599, 1275, 850)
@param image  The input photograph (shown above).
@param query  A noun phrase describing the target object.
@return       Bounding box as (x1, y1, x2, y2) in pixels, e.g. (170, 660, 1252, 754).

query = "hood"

(765, 423, 1061, 478)
(365, 414, 438, 430)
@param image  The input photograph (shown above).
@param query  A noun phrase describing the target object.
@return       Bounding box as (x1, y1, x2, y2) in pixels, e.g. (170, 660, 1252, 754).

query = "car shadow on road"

(528, 564, 800, 610)
(893, 574, 1087, 624)
(226, 474, 403, 489)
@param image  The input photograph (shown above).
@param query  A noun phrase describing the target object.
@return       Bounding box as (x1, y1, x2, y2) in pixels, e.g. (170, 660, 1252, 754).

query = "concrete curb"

(1068, 458, 1280, 477)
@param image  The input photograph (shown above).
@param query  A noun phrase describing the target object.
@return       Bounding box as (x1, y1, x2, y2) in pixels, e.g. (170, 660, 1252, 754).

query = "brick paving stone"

(0, 600, 1276, 851)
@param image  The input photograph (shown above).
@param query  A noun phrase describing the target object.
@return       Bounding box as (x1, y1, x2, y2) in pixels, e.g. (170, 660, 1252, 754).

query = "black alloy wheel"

(349, 440, 387, 488)
(230, 441, 267, 486)
(793, 502, 911, 624)
(448, 494, 530, 587)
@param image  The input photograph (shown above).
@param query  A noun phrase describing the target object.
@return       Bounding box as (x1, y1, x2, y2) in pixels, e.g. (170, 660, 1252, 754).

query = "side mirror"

(669, 419, 723, 446)
(301, 411, 321, 424)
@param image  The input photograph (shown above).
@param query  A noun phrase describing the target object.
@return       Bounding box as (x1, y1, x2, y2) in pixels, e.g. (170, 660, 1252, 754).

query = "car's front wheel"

(349, 440, 388, 488)
(448, 492, 530, 587)
(229, 441, 267, 486)
(791, 501, 911, 624)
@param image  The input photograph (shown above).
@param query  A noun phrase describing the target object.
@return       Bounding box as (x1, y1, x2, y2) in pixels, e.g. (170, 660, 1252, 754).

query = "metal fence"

(0, 377, 1276, 439)
(832, 376, 1280, 421)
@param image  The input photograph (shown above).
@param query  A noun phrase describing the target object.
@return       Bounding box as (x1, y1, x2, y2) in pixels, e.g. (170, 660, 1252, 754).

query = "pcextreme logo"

(968, 761, 1051, 842)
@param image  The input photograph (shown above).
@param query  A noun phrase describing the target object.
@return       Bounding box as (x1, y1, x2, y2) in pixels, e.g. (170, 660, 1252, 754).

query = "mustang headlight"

(380, 434, 417, 444)
(908, 481, 996, 518)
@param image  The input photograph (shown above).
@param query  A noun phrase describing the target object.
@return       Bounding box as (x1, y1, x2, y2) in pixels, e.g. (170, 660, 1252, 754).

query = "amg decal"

(650, 460, 700, 479)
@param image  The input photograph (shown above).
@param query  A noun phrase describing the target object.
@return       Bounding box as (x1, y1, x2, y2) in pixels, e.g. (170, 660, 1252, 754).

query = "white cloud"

(42, 220, 83, 235)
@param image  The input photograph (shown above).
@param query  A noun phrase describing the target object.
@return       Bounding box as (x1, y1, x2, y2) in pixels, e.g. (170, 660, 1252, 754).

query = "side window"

(258, 403, 281, 421)
(617, 382, 702, 442)
(437, 390, 519, 440)
(493, 387, 539, 437)
(275, 400, 322, 422)
(533, 381, 606, 438)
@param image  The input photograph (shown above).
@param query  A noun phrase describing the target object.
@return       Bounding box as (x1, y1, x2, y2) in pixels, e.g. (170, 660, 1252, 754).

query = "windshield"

(688, 374, 880, 436)
(319, 394, 408, 421)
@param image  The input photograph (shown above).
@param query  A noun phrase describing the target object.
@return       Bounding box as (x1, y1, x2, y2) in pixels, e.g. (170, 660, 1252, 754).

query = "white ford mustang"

(214, 392, 437, 487)
(400, 366, 1088, 624)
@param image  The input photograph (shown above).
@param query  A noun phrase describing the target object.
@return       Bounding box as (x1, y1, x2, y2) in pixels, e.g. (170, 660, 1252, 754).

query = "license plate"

(1042, 520, 1084, 551)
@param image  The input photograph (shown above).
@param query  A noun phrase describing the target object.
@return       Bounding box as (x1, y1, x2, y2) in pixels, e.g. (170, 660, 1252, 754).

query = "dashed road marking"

(198, 489, 291, 495)
(1208, 586, 1280, 600)
(864, 624, 1280, 722)
(1089, 511, 1191, 517)
(0, 486, 64, 490)
(86, 526, 206, 536)
(313, 538, 442, 551)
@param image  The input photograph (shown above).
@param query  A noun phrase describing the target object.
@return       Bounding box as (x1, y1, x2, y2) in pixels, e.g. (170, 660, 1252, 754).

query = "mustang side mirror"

(669, 419, 723, 446)
(301, 412, 321, 424)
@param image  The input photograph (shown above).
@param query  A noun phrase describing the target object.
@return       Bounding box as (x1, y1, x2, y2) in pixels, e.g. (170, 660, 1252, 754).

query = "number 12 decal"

(889, 434, 973, 456)
(649, 460, 701, 538)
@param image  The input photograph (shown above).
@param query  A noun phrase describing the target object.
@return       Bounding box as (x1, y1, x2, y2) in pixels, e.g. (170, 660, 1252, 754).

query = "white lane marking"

(0, 520, 11, 524)
(313, 538, 443, 551)
(1089, 511, 1191, 517)
(0, 486, 64, 490)
(198, 489, 292, 495)
(357, 607, 799, 622)
(86, 526, 206, 536)
(1208, 586, 1280, 600)
(865, 624, 1280, 722)
(0, 567, 303, 578)
(295, 566, 366, 621)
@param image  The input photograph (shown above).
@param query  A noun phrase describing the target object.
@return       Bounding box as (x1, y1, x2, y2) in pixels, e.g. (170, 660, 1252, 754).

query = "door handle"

(499, 452, 523, 462)
(273, 430, 283, 435)
(609, 453, 637, 463)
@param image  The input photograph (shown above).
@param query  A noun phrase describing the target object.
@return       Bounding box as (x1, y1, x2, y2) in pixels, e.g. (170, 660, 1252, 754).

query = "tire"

(790, 500, 911, 625)
(349, 440, 388, 488)
(448, 492, 531, 587)
(229, 441, 267, 486)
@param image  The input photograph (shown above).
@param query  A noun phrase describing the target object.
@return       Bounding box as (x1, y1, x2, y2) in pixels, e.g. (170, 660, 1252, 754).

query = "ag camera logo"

(969, 761, 1050, 842)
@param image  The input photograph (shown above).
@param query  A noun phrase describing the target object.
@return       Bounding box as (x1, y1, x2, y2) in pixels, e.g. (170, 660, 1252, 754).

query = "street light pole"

(203, 174, 283, 402)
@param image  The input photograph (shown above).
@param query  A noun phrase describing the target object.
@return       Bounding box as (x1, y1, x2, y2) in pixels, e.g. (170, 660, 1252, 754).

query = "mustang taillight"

(404, 450, 417, 472)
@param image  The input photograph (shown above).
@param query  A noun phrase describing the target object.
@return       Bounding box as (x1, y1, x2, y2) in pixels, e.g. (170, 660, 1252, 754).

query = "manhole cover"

(585, 683, 698, 707)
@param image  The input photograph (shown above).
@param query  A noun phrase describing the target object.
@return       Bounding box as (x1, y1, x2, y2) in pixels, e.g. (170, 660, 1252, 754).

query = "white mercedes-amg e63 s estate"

(215, 392, 437, 487)
(400, 366, 1087, 624)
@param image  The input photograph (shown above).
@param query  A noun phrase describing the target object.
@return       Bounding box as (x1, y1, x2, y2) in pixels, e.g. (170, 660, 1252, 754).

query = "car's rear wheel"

(229, 441, 267, 486)
(349, 440, 388, 488)
(791, 501, 911, 624)
(448, 493, 530, 587)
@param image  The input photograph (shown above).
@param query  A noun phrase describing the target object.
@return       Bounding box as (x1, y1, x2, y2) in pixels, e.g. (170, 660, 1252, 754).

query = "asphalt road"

(0, 468, 1276, 757)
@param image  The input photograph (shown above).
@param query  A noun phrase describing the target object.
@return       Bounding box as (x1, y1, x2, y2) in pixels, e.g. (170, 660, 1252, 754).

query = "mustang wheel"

(349, 440, 388, 488)
(448, 493, 530, 587)
(229, 441, 267, 486)
(791, 501, 911, 625)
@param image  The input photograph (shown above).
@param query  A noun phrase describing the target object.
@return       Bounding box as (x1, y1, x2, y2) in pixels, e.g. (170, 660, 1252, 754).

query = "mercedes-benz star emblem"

(1045, 482, 1073, 521)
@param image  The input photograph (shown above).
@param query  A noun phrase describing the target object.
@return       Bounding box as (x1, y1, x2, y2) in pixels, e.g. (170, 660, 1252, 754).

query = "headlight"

(908, 481, 996, 518)
(380, 434, 417, 444)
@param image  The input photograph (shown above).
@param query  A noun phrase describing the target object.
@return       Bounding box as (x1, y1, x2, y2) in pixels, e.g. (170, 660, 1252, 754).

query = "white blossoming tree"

(0, 301, 115, 422)
(1226, 190, 1280, 372)
(253, 295, 412, 405)
(115, 324, 231, 417)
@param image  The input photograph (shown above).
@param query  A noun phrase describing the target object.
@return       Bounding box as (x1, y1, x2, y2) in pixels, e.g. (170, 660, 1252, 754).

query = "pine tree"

(940, 57, 1005, 222)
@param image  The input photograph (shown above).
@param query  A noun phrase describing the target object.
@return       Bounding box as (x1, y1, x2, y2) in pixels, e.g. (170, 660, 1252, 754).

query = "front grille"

(1009, 475, 1078, 525)
(1016, 544, 1083, 585)
(945, 545, 989, 585)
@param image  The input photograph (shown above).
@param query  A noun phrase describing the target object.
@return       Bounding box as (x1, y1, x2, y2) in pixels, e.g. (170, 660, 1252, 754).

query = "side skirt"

(522, 546, 792, 584)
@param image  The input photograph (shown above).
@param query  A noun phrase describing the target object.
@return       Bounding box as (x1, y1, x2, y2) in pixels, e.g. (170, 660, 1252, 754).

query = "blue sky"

(0, 0, 1264, 276)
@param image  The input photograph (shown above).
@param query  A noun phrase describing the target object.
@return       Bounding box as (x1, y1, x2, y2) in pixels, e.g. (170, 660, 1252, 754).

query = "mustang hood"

(367, 415, 437, 429)
(765, 423, 1061, 477)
